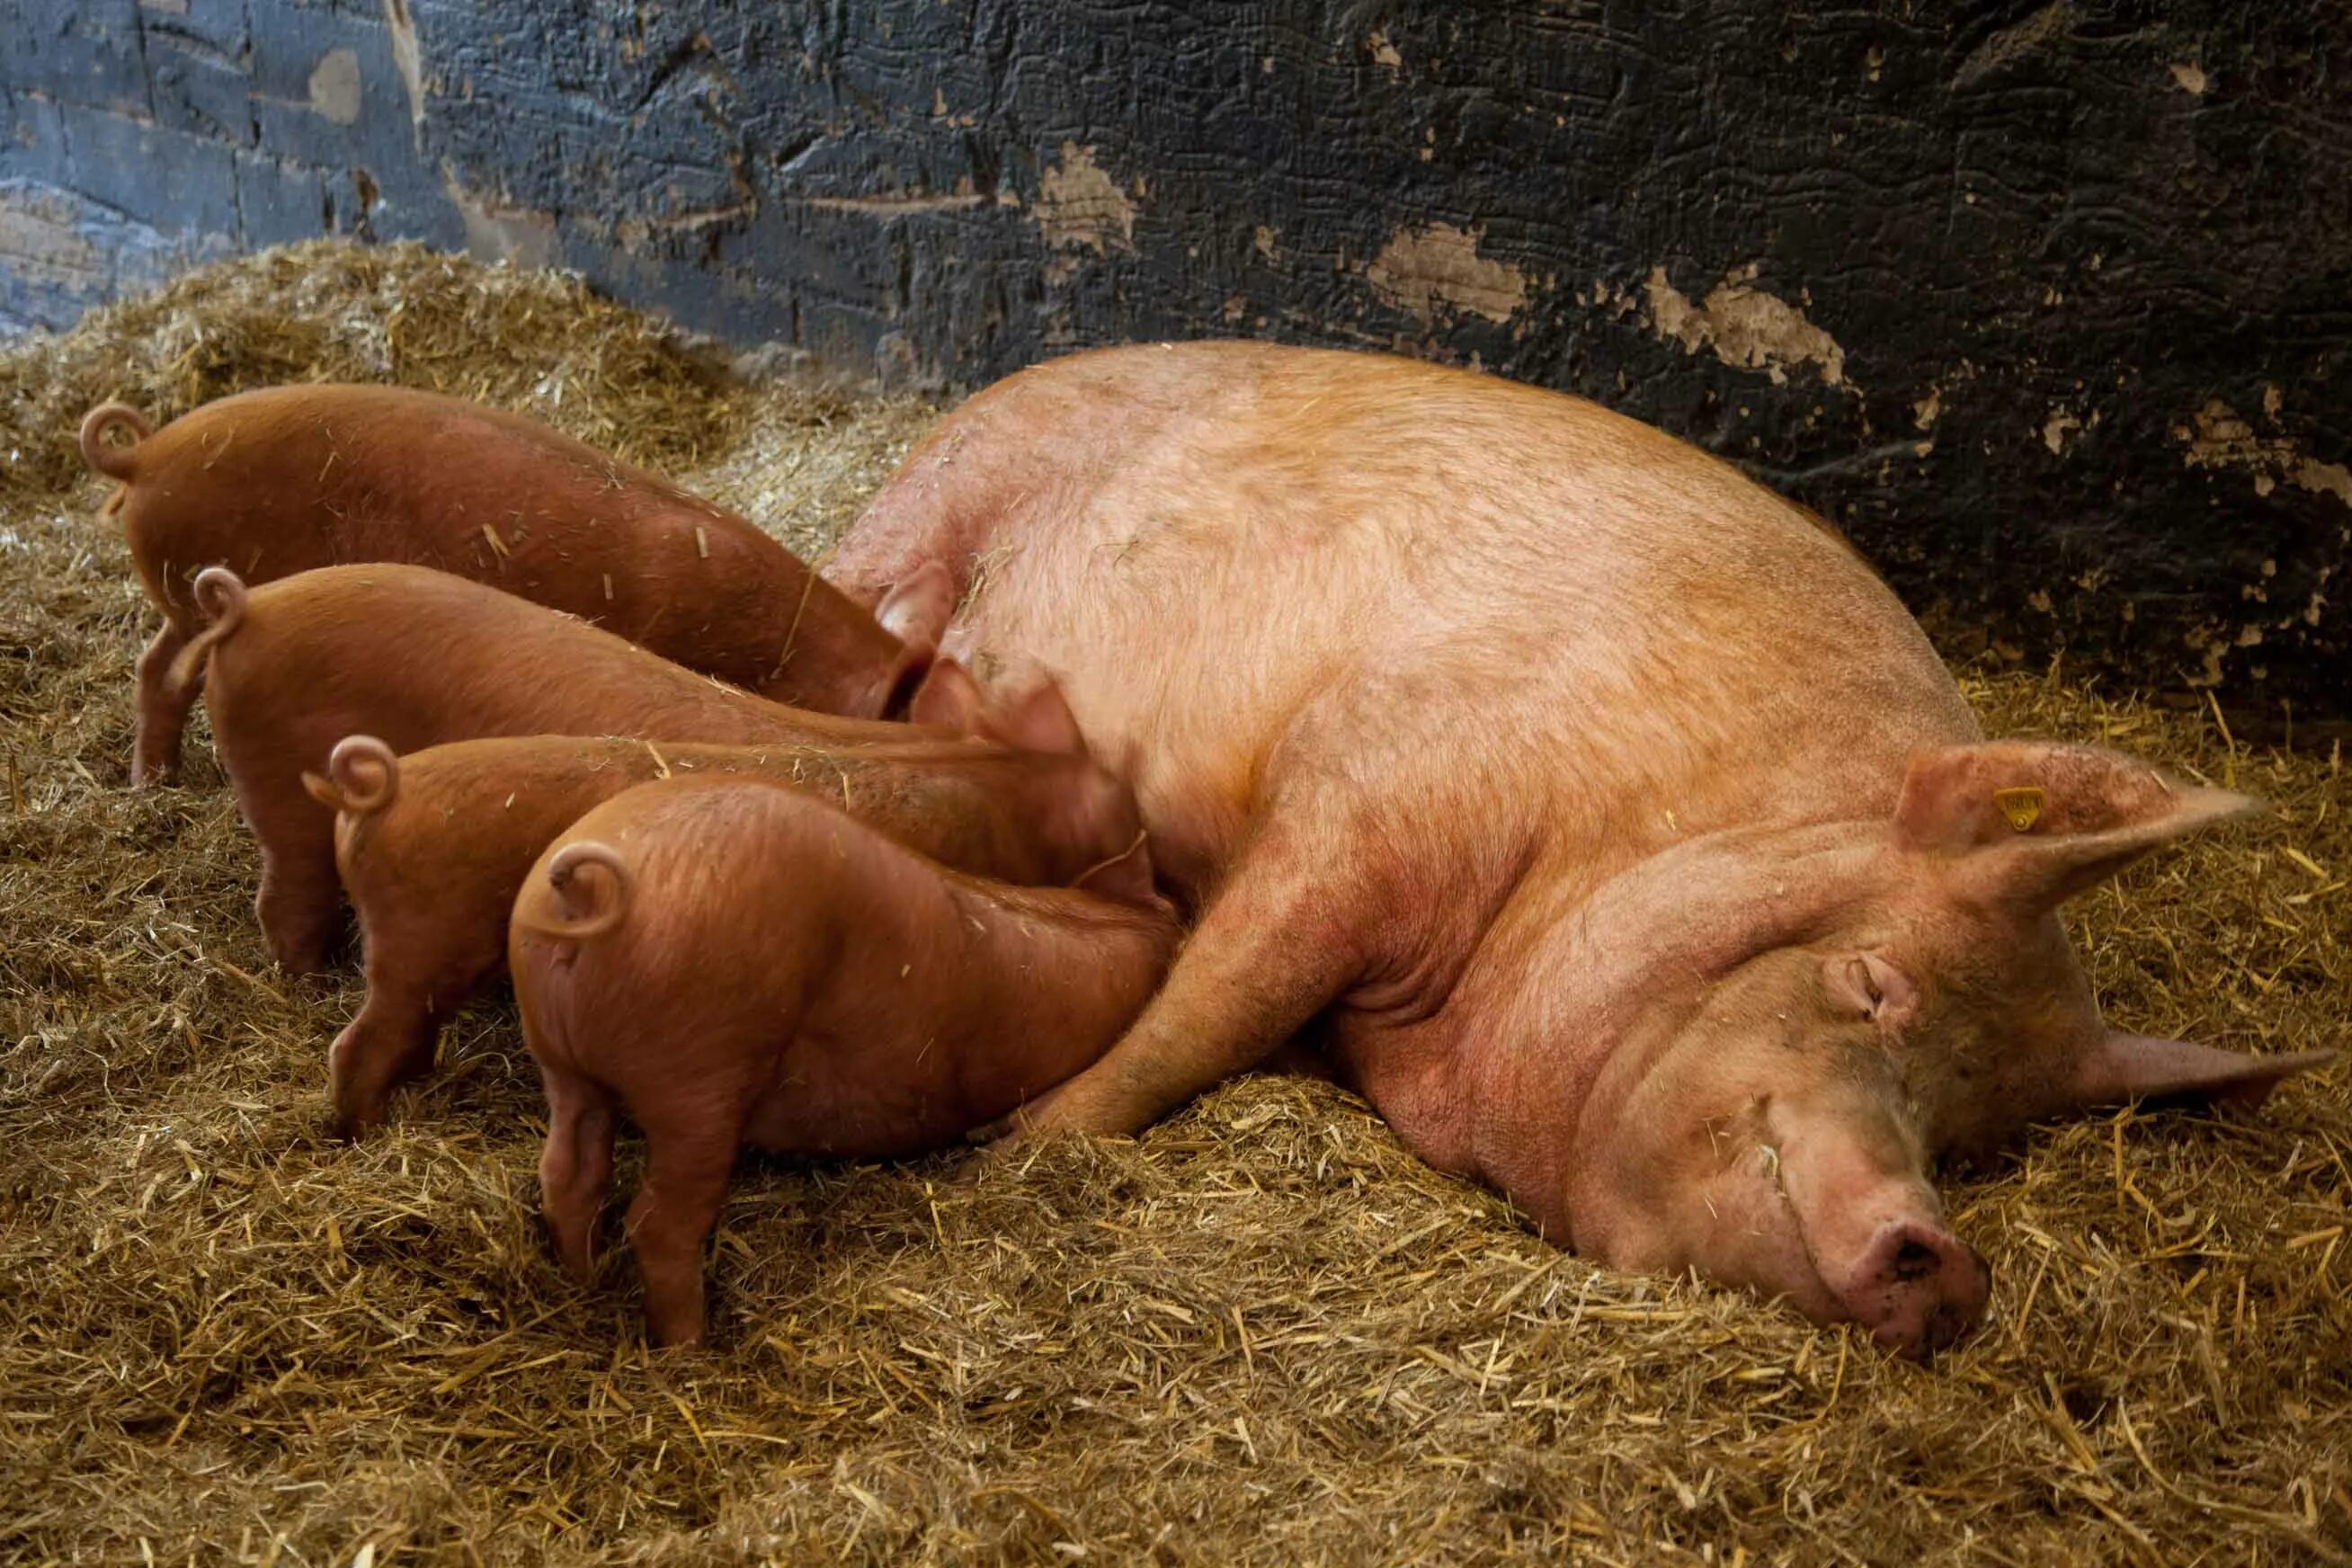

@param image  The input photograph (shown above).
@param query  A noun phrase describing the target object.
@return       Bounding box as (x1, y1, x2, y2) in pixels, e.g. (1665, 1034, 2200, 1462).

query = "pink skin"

(171, 563, 1032, 978)
(304, 664, 1143, 1136)
(830, 341, 2332, 1359)
(510, 781, 1177, 1347)
(78, 391, 958, 786)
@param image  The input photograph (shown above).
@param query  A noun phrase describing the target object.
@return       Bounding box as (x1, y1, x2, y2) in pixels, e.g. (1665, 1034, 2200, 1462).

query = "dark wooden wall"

(5, 3, 2347, 718)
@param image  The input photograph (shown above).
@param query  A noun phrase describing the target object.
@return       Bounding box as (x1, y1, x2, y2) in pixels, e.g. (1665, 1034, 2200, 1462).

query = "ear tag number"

(1993, 786, 2045, 833)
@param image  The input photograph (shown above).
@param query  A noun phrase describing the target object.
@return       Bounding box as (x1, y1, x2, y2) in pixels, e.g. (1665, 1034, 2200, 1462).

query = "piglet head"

(912, 660, 1155, 899)
(1556, 741, 2330, 1360)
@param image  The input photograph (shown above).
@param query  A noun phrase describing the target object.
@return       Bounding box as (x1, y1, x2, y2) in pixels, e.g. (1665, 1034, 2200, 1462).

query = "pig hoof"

(965, 1111, 1020, 1145)
(270, 946, 335, 978)
(969, 1082, 1080, 1147)
(326, 1106, 380, 1142)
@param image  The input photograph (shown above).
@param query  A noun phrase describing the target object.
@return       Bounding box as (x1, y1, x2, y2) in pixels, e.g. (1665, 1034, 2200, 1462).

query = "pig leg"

(222, 760, 346, 974)
(329, 911, 505, 1132)
(1005, 810, 1367, 1141)
(999, 676, 1520, 1143)
(254, 839, 345, 976)
(130, 623, 192, 787)
(539, 1066, 619, 1283)
(327, 980, 448, 1136)
(624, 1112, 746, 1347)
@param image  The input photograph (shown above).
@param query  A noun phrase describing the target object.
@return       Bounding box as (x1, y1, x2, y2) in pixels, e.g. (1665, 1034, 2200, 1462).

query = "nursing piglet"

(79, 387, 952, 783)
(510, 780, 1178, 1346)
(171, 564, 1069, 975)
(306, 717, 1145, 1135)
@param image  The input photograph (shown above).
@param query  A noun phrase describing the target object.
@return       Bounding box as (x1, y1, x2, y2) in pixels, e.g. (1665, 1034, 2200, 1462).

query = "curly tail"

(301, 735, 400, 816)
(79, 401, 152, 482)
(514, 841, 632, 942)
(165, 567, 249, 694)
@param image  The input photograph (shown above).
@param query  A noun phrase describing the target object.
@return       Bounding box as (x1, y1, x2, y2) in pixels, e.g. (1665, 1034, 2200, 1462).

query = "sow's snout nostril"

(1888, 1235, 1941, 1283)
(1851, 1221, 1992, 1359)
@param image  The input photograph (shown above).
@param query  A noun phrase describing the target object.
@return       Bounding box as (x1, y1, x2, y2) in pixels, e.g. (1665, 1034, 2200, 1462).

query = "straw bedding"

(0, 242, 2344, 1566)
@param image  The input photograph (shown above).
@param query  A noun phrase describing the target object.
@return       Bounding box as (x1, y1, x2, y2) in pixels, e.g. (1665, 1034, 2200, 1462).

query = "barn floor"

(1, 245, 2345, 1567)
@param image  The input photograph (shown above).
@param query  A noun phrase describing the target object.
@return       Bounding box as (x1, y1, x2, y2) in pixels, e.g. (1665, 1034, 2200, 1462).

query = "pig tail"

(520, 842, 633, 941)
(78, 401, 152, 481)
(301, 735, 399, 816)
(165, 567, 248, 693)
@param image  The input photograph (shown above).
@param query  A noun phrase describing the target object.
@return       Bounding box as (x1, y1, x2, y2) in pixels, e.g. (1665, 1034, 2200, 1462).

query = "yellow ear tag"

(1993, 786, 2046, 833)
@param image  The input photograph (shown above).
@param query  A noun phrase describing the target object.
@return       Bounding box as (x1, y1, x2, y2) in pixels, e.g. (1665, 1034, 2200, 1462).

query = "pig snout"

(1767, 1095, 1991, 1360)
(1835, 1218, 1990, 1359)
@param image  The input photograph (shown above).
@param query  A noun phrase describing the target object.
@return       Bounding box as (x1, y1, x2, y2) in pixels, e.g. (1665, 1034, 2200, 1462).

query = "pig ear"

(997, 676, 1090, 759)
(1074, 831, 1158, 904)
(1822, 950, 1920, 1027)
(1893, 741, 2258, 911)
(2069, 1032, 2334, 1113)
(872, 561, 957, 650)
(905, 657, 989, 735)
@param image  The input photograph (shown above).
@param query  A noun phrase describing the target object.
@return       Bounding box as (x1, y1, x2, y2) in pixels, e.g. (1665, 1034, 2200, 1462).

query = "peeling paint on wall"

(2172, 399, 2342, 655)
(0, 179, 215, 326)
(1953, 2, 2074, 89)
(2042, 407, 2082, 455)
(1366, 223, 1528, 325)
(2178, 398, 2352, 512)
(1036, 143, 1136, 253)
(1644, 263, 1849, 388)
(308, 49, 362, 126)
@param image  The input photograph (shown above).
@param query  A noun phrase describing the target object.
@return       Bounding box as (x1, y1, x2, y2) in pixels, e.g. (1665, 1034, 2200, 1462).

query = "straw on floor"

(0, 242, 2344, 1566)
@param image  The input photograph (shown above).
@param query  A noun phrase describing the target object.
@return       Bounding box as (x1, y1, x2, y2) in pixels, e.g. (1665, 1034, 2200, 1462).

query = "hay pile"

(1, 244, 2345, 1566)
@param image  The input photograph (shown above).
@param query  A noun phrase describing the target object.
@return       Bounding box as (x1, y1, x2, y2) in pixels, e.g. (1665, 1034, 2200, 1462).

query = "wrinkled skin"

(512, 781, 1177, 1346)
(307, 661, 1142, 1136)
(833, 342, 2332, 1359)
(79, 388, 953, 785)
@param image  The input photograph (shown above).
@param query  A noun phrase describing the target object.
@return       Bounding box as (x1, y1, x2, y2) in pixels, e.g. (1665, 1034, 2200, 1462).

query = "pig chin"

(1691, 1163, 1854, 1328)
(1569, 1159, 1845, 1331)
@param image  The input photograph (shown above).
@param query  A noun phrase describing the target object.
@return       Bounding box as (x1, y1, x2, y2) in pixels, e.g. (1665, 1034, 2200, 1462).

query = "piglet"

(304, 717, 1146, 1135)
(171, 563, 1073, 976)
(79, 387, 952, 784)
(510, 779, 1178, 1345)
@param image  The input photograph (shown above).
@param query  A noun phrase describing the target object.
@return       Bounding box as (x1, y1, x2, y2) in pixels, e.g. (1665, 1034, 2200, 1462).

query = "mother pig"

(832, 342, 2329, 1359)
